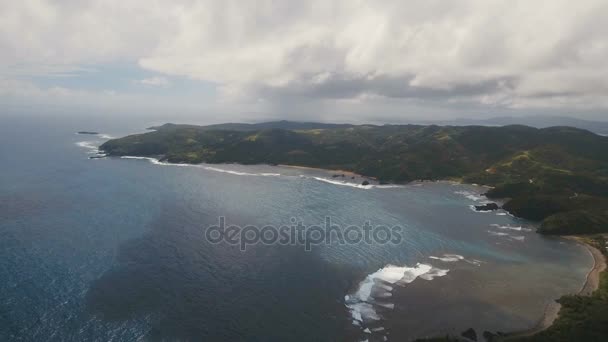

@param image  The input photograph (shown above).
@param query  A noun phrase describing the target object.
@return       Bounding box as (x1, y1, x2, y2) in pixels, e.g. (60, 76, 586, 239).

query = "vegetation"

(101, 121, 608, 234)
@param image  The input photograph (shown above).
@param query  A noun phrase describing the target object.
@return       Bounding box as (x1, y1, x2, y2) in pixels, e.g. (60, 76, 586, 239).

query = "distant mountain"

(148, 120, 355, 132)
(431, 116, 608, 135)
(102, 121, 608, 235)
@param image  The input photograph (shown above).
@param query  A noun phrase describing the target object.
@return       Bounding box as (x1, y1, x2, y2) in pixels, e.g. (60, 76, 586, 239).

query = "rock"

(474, 202, 499, 211)
(461, 328, 477, 341)
(361, 180, 370, 186)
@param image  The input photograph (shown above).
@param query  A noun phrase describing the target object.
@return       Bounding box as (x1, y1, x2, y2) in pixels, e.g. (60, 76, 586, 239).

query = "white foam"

(429, 253, 483, 267)
(490, 224, 532, 232)
(429, 254, 464, 262)
(374, 184, 405, 189)
(311, 177, 408, 190)
(455, 190, 485, 202)
(466, 259, 484, 266)
(119, 157, 283, 177)
(75, 141, 99, 153)
(99, 134, 114, 139)
(202, 166, 280, 177)
(487, 231, 509, 236)
(345, 263, 446, 329)
(377, 303, 395, 309)
(419, 267, 450, 280)
(496, 212, 508, 216)
(311, 177, 374, 189)
(487, 230, 526, 242)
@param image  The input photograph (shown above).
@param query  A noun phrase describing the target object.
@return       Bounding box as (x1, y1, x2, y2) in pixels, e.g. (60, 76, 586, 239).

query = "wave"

(309, 176, 405, 190)
(487, 231, 510, 237)
(311, 177, 374, 189)
(490, 224, 533, 232)
(487, 230, 526, 242)
(75, 141, 100, 154)
(455, 190, 486, 202)
(202, 166, 280, 177)
(345, 263, 448, 339)
(429, 254, 464, 262)
(119, 157, 282, 176)
(429, 253, 483, 266)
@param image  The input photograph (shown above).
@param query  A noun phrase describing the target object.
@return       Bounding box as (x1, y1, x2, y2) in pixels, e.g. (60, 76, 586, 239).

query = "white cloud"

(2, 0, 608, 119)
(137, 76, 171, 87)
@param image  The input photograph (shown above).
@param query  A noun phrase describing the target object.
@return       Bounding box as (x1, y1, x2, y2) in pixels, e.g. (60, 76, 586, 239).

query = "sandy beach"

(505, 236, 607, 339)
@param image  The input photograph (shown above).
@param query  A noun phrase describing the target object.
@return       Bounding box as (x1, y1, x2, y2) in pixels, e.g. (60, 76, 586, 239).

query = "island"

(77, 131, 99, 135)
(101, 121, 608, 235)
(100, 121, 608, 341)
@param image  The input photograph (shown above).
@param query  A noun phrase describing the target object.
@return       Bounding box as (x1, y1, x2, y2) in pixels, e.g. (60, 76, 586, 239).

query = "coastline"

(277, 164, 364, 178)
(93, 153, 604, 340)
(504, 235, 607, 339)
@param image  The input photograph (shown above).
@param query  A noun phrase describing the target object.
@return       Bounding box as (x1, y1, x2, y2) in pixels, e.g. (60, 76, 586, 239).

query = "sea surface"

(0, 115, 593, 341)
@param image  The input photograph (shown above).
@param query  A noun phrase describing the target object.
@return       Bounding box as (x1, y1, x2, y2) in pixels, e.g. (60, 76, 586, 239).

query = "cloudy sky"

(2, 0, 608, 123)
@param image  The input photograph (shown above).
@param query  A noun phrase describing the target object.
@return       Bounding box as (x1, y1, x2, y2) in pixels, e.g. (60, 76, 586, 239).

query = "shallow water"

(0, 116, 592, 341)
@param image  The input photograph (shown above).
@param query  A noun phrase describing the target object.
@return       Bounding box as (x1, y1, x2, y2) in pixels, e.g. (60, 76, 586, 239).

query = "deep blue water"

(0, 115, 593, 341)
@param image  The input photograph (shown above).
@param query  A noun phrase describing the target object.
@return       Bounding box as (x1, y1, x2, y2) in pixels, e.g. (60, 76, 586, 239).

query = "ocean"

(0, 115, 593, 341)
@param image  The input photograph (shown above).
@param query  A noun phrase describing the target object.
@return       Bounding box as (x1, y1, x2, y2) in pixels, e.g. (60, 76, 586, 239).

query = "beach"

(505, 236, 607, 339)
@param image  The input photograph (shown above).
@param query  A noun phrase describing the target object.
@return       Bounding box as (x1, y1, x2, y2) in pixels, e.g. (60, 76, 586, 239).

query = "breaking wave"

(429, 254, 483, 266)
(345, 263, 448, 340)
(310, 177, 374, 189)
(490, 224, 533, 232)
(429, 254, 464, 262)
(454, 190, 486, 202)
(487, 229, 527, 242)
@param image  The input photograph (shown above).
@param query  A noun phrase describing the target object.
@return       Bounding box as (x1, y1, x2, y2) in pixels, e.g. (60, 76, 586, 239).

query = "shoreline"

(504, 235, 606, 339)
(277, 164, 365, 178)
(95, 153, 604, 340)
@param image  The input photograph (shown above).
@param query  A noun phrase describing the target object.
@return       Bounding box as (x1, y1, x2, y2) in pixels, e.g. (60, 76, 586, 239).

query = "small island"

(77, 131, 99, 135)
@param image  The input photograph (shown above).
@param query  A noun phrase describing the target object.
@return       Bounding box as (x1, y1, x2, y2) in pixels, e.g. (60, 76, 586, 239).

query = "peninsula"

(101, 121, 608, 235)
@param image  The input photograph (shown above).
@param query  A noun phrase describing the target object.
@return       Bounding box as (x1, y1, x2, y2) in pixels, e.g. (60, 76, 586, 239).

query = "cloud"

(137, 77, 171, 87)
(2, 0, 608, 119)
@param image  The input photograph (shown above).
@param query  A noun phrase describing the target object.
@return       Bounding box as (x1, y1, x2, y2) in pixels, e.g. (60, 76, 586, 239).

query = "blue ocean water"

(0, 115, 593, 341)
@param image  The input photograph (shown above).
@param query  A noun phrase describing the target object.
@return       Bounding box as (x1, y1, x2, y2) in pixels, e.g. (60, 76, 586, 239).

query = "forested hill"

(101, 122, 608, 234)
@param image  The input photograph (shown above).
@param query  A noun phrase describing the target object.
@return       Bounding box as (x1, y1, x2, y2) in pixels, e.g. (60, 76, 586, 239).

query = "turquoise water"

(0, 116, 592, 341)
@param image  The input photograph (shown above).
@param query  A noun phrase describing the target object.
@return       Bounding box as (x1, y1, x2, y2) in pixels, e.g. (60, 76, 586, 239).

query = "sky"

(1, 0, 608, 124)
